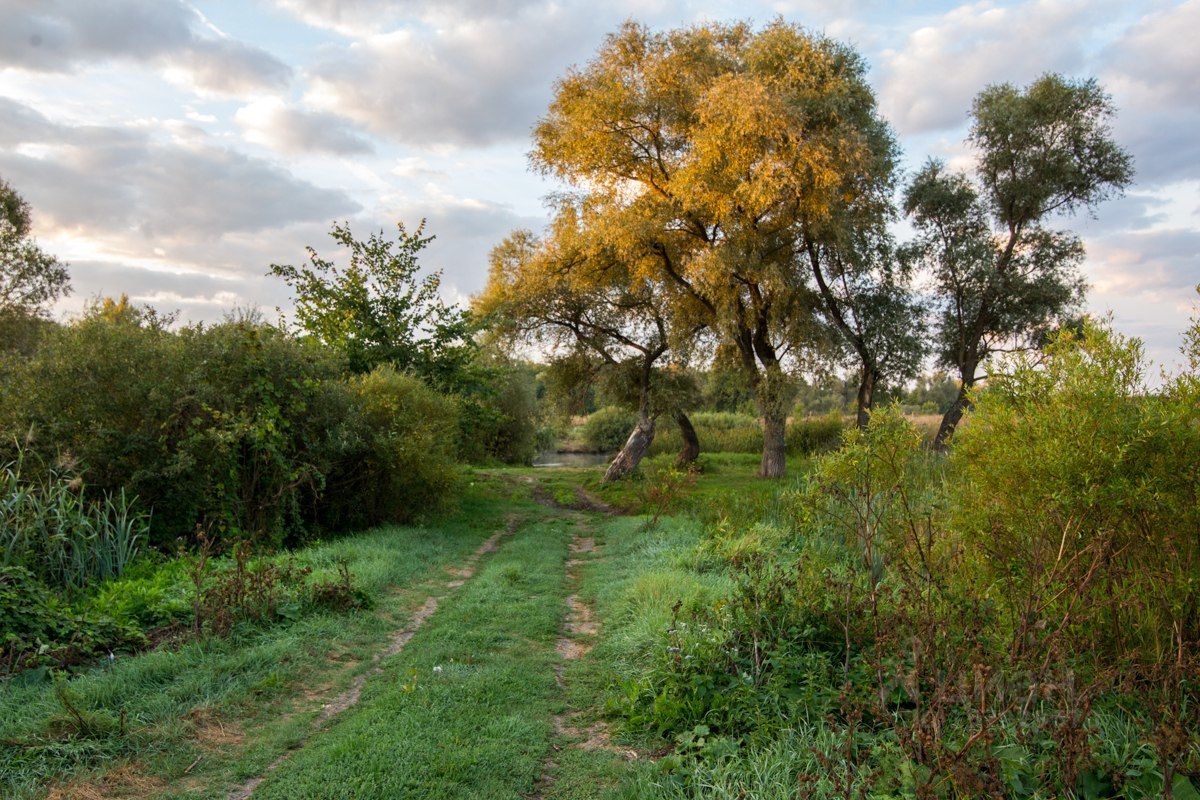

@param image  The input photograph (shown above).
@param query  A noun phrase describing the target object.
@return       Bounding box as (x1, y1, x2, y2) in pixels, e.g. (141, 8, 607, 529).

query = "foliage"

(614, 318, 1200, 797)
(1, 566, 144, 674)
(647, 412, 844, 458)
(1, 451, 146, 593)
(903, 74, 1133, 445)
(320, 365, 461, 531)
(453, 357, 542, 465)
(0, 308, 461, 548)
(0, 177, 70, 316)
(581, 406, 638, 452)
(270, 221, 474, 384)
(532, 20, 898, 475)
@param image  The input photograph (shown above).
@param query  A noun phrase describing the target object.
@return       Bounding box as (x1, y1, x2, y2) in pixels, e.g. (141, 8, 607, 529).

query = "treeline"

(0, 199, 542, 558)
(479, 20, 1132, 479)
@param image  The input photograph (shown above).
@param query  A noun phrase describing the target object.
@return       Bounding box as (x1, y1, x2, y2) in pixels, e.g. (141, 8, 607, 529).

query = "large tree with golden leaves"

(478, 206, 701, 480)
(532, 20, 896, 477)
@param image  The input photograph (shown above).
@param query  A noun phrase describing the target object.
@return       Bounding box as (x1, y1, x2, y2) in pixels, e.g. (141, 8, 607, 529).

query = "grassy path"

(227, 517, 520, 799)
(248, 516, 577, 799)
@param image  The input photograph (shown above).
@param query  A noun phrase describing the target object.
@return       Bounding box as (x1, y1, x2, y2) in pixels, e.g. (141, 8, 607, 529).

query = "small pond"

(531, 451, 613, 468)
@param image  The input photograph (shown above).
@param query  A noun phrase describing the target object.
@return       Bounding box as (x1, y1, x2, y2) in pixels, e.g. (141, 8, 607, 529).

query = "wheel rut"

(529, 528, 633, 800)
(227, 516, 521, 800)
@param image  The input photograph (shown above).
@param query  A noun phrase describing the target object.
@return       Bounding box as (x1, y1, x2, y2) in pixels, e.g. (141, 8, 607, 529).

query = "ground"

(0, 456, 767, 800)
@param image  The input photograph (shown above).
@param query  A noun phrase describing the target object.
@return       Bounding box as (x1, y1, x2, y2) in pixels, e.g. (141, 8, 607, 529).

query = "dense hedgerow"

(0, 305, 462, 549)
(618, 321, 1200, 798)
(582, 406, 640, 452)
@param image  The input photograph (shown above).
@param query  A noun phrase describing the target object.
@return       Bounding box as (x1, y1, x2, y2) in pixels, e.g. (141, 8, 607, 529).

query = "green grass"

(251, 517, 573, 799)
(0, 476, 534, 800)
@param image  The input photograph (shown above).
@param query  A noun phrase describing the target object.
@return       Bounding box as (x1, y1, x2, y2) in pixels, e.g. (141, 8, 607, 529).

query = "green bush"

(319, 366, 460, 531)
(454, 359, 540, 465)
(0, 309, 469, 548)
(619, 320, 1200, 796)
(0, 310, 356, 547)
(648, 412, 844, 457)
(582, 406, 638, 452)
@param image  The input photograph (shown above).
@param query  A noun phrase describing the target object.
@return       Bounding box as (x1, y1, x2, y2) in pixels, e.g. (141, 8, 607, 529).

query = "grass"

(251, 516, 572, 799)
(0, 475, 535, 800)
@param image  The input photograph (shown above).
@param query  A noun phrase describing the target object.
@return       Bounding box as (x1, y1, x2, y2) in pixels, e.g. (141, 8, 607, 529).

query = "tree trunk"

(933, 378, 972, 450)
(604, 413, 656, 482)
(673, 410, 700, 468)
(855, 368, 877, 430)
(760, 406, 787, 478)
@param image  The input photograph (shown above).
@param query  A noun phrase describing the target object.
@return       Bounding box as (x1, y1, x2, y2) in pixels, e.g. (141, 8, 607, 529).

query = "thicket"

(618, 321, 1200, 798)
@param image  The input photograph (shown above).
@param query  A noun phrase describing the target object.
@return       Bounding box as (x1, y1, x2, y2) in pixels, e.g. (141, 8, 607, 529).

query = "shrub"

(582, 406, 638, 452)
(785, 413, 844, 454)
(0, 311, 361, 547)
(454, 359, 540, 465)
(0, 565, 144, 673)
(648, 412, 845, 457)
(320, 366, 460, 530)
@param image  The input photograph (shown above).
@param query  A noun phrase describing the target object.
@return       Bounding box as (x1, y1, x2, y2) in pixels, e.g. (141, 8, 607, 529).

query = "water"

(531, 451, 613, 468)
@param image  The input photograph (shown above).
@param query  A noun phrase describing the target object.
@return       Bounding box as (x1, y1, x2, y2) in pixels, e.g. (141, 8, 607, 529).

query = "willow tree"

(809, 237, 926, 428)
(478, 208, 700, 480)
(533, 20, 895, 477)
(904, 75, 1133, 448)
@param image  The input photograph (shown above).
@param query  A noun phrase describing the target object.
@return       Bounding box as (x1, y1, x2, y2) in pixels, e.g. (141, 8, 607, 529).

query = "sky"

(0, 0, 1197, 373)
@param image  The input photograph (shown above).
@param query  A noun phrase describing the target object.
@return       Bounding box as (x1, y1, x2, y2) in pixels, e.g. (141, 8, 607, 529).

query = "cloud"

(297, 1, 610, 147)
(1083, 226, 1200, 370)
(0, 96, 359, 319)
(0, 97, 358, 241)
(1105, 0, 1199, 111)
(235, 97, 374, 155)
(877, 0, 1107, 134)
(0, 0, 292, 95)
(369, 194, 544, 298)
(1101, 1, 1200, 186)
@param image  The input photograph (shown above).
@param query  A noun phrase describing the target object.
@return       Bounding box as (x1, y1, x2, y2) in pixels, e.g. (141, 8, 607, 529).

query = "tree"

(269, 221, 473, 385)
(479, 208, 700, 480)
(807, 226, 926, 428)
(904, 74, 1133, 448)
(532, 21, 895, 477)
(0, 177, 70, 315)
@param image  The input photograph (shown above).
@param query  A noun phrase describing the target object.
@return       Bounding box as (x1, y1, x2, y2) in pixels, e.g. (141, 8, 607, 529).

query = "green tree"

(269, 221, 473, 385)
(807, 225, 926, 428)
(532, 21, 894, 477)
(903, 74, 1133, 447)
(480, 208, 701, 479)
(0, 178, 69, 314)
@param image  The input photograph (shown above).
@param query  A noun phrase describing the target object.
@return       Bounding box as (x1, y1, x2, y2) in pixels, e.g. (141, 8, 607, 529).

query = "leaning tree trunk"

(933, 367, 975, 450)
(673, 410, 700, 468)
(855, 368, 877, 430)
(604, 413, 656, 482)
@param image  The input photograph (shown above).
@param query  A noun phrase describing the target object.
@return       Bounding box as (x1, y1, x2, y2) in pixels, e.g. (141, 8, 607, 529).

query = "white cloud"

(235, 97, 374, 155)
(0, 0, 292, 95)
(877, 0, 1107, 134)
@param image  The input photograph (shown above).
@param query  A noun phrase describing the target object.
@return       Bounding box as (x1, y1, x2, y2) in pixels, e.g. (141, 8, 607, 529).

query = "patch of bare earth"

(46, 764, 167, 800)
(226, 517, 520, 800)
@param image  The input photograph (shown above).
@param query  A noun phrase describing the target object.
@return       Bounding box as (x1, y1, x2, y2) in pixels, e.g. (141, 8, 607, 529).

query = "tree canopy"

(531, 20, 896, 476)
(904, 74, 1133, 447)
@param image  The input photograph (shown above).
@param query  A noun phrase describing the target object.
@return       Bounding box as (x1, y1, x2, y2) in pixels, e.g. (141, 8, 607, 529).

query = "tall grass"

(0, 452, 146, 593)
(648, 411, 844, 457)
